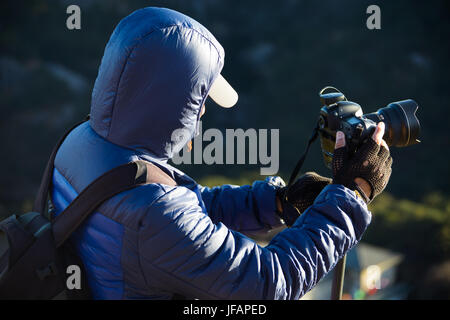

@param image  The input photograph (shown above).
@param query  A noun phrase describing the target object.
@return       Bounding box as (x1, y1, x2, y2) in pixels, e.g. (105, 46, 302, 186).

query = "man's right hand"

(332, 122, 393, 204)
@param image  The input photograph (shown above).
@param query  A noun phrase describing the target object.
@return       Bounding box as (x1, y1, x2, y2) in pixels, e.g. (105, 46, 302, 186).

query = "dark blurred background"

(0, 0, 449, 299)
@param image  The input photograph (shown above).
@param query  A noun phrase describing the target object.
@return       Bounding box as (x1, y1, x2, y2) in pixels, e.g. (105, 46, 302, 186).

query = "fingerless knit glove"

(277, 172, 332, 226)
(332, 138, 393, 204)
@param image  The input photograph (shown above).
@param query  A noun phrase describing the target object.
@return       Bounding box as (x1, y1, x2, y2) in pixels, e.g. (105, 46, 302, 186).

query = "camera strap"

(284, 123, 320, 200)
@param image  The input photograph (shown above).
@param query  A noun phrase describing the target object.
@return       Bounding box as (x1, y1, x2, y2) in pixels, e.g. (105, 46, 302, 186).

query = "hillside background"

(1, 0, 449, 299)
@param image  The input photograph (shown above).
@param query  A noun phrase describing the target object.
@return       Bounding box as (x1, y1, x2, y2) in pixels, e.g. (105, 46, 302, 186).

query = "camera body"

(318, 87, 420, 168)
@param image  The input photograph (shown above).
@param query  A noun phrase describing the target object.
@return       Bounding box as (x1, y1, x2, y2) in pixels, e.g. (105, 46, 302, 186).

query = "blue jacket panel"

(50, 7, 372, 299)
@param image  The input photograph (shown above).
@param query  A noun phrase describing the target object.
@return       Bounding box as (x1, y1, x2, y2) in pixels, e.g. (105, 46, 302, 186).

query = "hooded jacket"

(50, 7, 372, 299)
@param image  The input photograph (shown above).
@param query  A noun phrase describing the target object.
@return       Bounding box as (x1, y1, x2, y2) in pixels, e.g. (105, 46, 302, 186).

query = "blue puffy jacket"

(50, 7, 372, 299)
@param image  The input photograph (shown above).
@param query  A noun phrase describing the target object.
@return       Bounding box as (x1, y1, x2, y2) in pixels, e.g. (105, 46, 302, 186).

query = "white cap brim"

(208, 74, 238, 108)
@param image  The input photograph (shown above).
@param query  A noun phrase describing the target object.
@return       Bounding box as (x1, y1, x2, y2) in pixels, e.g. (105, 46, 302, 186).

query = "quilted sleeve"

(137, 184, 371, 300)
(199, 176, 285, 234)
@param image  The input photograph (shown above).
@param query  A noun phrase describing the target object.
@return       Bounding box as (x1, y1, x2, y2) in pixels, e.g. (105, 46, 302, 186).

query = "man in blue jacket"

(50, 7, 392, 299)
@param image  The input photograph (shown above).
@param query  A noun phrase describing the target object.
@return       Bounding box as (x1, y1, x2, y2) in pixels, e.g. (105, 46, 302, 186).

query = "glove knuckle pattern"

(331, 137, 393, 204)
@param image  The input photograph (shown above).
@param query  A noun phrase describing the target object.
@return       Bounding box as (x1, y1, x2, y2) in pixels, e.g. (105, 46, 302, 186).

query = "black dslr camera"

(318, 86, 421, 168)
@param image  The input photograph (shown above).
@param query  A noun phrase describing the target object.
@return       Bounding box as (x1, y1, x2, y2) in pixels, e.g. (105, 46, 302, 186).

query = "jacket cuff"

(252, 176, 285, 229)
(301, 184, 372, 240)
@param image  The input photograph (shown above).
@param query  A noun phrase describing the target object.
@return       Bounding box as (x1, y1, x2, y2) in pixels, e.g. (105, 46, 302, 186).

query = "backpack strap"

(52, 160, 176, 248)
(32, 117, 177, 248)
(33, 117, 89, 215)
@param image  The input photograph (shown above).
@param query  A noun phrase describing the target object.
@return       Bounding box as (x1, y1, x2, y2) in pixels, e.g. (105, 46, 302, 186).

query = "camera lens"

(365, 100, 421, 147)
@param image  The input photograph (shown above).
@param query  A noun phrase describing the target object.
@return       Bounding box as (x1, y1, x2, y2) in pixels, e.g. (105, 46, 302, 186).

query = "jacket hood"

(90, 7, 225, 160)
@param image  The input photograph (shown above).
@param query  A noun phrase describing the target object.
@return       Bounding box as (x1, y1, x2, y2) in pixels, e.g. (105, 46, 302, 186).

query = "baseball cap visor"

(208, 74, 238, 108)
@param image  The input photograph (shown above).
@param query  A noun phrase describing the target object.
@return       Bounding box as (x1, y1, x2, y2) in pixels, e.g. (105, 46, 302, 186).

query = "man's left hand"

(276, 172, 332, 226)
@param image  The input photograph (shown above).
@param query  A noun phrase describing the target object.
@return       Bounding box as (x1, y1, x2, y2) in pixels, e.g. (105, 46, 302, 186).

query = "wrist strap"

(354, 184, 370, 204)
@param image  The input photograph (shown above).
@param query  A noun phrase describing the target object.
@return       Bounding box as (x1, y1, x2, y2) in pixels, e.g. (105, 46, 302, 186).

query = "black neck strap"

(283, 124, 320, 201)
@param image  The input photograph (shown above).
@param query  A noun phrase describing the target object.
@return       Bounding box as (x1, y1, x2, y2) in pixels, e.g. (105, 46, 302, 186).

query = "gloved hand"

(276, 172, 332, 226)
(332, 122, 393, 204)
